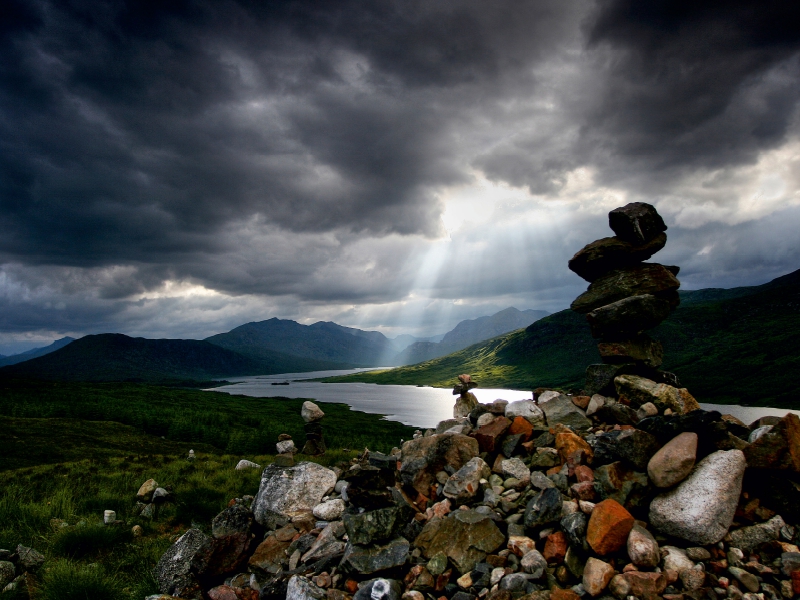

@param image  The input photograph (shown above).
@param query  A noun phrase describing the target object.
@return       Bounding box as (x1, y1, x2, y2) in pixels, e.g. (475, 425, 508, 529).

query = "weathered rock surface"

(342, 537, 409, 574)
(586, 294, 672, 338)
(414, 510, 505, 573)
(343, 504, 414, 545)
(137, 478, 159, 502)
(582, 557, 615, 596)
(301, 401, 325, 423)
(571, 263, 679, 314)
(153, 528, 209, 599)
(650, 449, 746, 544)
(253, 462, 337, 527)
(627, 524, 659, 568)
(597, 334, 663, 368)
(504, 400, 546, 428)
(608, 202, 668, 246)
(569, 233, 667, 282)
(743, 412, 800, 471)
(615, 374, 700, 414)
(586, 499, 634, 555)
(539, 394, 592, 430)
(647, 431, 698, 488)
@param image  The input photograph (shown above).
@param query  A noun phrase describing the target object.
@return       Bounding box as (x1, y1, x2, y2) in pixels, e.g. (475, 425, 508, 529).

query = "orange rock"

(345, 579, 359, 594)
(793, 570, 800, 595)
(508, 416, 534, 441)
(586, 499, 635, 555)
(547, 465, 562, 476)
(622, 571, 667, 597)
(572, 395, 591, 410)
(550, 588, 582, 600)
(543, 531, 568, 563)
(555, 431, 594, 467)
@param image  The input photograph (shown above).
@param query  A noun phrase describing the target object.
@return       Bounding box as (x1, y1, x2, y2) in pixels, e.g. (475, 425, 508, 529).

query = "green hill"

(325, 268, 800, 409)
(0, 333, 287, 382)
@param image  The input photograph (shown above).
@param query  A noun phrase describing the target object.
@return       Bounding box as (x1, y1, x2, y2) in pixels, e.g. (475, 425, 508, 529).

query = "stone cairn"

(150, 207, 800, 600)
(568, 202, 682, 398)
(302, 401, 327, 456)
(454, 374, 479, 418)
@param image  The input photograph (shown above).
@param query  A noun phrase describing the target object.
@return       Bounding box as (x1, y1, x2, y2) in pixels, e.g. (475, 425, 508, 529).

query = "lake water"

(206, 369, 800, 429)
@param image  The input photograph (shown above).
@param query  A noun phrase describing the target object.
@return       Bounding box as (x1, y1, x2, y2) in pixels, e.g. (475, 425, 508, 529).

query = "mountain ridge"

(0, 337, 76, 367)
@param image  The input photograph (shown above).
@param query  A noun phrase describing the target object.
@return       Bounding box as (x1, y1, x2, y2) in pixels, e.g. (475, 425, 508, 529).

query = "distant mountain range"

(0, 307, 546, 383)
(394, 308, 548, 365)
(0, 337, 75, 367)
(329, 268, 800, 409)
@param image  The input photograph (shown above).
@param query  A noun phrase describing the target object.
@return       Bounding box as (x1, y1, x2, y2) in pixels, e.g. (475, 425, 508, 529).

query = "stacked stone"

(0, 544, 43, 597)
(568, 202, 681, 396)
(135, 478, 170, 520)
(302, 401, 327, 456)
(453, 374, 479, 418)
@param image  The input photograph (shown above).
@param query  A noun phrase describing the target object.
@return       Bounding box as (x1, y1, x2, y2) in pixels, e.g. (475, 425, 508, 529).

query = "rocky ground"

(141, 384, 800, 600)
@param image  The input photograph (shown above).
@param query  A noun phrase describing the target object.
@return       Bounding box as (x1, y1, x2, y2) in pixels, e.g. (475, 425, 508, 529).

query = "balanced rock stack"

(151, 378, 800, 600)
(302, 401, 327, 456)
(569, 202, 681, 397)
(453, 374, 479, 418)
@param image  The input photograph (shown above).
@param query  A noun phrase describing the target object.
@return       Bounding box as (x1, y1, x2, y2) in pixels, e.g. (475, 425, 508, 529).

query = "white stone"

(276, 439, 296, 454)
(235, 459, 261, 470)
(103, 510, 116, 524)
(586, 394, 607, 416)
(662, 546, 695, 573)
(286, 575, 326, 600)
(749, 425, 773, 443)
(301, 401, 325, 423)
(649, 449, 746, 544)
(476, 413, 496, 427)
(312, 498, 346, 521)
(501, 458, 530, 484)
(537, 390, 560, 404)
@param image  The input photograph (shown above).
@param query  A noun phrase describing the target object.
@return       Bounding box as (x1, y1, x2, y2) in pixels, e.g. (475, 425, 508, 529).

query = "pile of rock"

(150, 385, 800, 600)
(0, 544, 44, 596)
(303, 401, 327, 456)
(568, 202, 681, 396)
(136, 478, 171, 519)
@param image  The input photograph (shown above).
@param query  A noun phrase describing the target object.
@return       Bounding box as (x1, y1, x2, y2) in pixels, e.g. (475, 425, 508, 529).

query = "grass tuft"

(36, 560, 124, 600)
(52, 524, 133, 559)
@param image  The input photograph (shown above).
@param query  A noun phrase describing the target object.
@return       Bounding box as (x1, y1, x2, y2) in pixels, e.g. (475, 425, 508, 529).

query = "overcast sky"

(1, 0, 799, 354)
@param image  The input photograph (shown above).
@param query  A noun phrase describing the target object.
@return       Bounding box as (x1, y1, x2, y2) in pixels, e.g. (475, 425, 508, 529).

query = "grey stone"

(729, 566, 760, 593)
(301, 521, 346, 563)
(505, 400, 546, 428)
(436, 418, 471, 435)
(152, 487, 170, 503)
(312, 499, 345, 521)
(137, 479, 159, 502)
(501, 458, 530, 484)
(540, 394, 592, 430)
(400, 433, 479, 496)
(276, 440, 296, 454)
(153, 528, 209, 599)
(235, 459, 261, 470)
(585, 293, 672, 337)
(443, 456, 490, 503)
(729, 515, 785, 552)
(520, 549, 547, 578)
(286, 575, 326, 600)
(561, 511, 588, 551)
(343, 505, 414, 545)
(530, 470, 556, 490)
(15, 545, 44, 572)
(253, 462, 337, 528)
(608, 202, 668, 246)
(342, 537, 409, 574)
(649, 449, 746, 544)
(647, 432, 698, 488)
(524, 487, 563, 528)
(661, 546, 694, 573)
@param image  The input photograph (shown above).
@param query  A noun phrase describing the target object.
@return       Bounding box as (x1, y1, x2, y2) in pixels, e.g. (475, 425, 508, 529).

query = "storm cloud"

(1, 0, 799, 352)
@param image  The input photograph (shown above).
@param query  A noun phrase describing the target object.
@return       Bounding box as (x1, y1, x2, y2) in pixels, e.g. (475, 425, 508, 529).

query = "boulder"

(505, 401, 546, 428)
(608, 202, 668, 246)
(400, 433, 479, 496)
(193, 504, 255, 577)
(586, 499, 635, 555)
(585, 294, 672, 338)
(571, 264, 679, 315)
(647, 431, 698, 488)
(569, 233, 667, 282)
(615, 375, 699, 414)
(540, 395, 592, 430)
(137, 479, 159, 502)
(442, 457, 490, 503)
(253, 462, 338, 528)
(15, 545, 44, 572)
(235, 459, 261, 470)
(649, 449, 746, 544)
(454, 392, 479, 418)
(301, 401, 325, 423)
(153, 528, 209, 599)
(343, 504, 414, 546)
(342, 537, 409, 574)
(471, 416, 511, 453)
(414, 510, 505, 574)
(249, 534, 291, 574)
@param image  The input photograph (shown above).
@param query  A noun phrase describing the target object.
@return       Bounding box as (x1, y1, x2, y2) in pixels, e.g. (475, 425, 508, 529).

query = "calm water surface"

(206, 369, 800, 429)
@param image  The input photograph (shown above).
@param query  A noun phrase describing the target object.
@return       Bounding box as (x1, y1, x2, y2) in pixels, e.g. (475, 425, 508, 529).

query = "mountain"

(391, 333, 445, 352)
(327, 268, 800, 409)
(0, 337, 75, 367)
(206, 318, 398, 367)
(393, 307, 549, 365)
(0, 333, 293, 382)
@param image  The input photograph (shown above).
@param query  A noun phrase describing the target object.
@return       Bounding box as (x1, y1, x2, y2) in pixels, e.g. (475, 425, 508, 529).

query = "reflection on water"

(206, 369, 800, 430)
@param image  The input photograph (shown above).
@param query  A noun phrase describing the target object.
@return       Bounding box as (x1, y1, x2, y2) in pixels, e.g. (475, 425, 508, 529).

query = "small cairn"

(273, 433, 297, 467)
(569, 202, 682, 397)
(301, 401, 327, 456)
(135, 478, 170, 520)
(453, 374, 478, 418)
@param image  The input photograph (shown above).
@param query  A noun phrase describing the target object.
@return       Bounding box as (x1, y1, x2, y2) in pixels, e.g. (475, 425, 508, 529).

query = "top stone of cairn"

(608, 202, 667, 246)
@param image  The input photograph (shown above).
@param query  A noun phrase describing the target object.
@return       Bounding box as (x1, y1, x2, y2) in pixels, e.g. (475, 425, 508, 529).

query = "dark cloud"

(0, 0, 799, 347)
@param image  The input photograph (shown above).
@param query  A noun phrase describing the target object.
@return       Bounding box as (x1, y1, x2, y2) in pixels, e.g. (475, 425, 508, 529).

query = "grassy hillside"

(0, 379, 415, 470)
(326, 268, 800, 409)
(0, 333, 279, 382)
